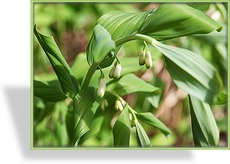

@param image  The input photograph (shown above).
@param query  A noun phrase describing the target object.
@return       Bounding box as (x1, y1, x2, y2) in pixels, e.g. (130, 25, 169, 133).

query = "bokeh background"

(33, 3, 227, 147)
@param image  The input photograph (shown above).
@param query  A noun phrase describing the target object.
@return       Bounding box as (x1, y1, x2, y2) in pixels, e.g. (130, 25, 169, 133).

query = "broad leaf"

(89, 10, 152, 68)
(136, 121, 151, 147)
(73, 87, 100, 146)
(34, 25, 79, 98)
(78, 109, 105, 144)
(34, 80, 66, 102)
(71, 52, 90, 82)
(97, 10, 152, 41)
(189, 96, 219, 146)
(136, 112, 171, 136)
(86, 24, 116, 67)
(108, 74, 160, 96)
(153, 41, 222, 104)
(113, 104, 131, 146)
(140, 4, 222, 40)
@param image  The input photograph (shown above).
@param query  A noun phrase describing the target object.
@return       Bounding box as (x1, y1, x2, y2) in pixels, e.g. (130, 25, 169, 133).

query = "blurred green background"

(33, 3, 227, 147)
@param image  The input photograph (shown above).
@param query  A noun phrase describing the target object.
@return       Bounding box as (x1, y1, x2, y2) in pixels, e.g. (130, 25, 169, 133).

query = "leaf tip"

(216, 26, 223, 32)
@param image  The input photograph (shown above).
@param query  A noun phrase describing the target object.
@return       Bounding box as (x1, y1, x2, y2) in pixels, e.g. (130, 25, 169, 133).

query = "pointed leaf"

(189, 96, 219, 146)
(140, 4, 222, 40)
(73, 87, 100, 146)
(108, 74, 160, 96)
(193, 27, 227, 45)
(34, 80, 66, 102)
(34, 25, 79, 98)
(136, 112, 171, 136)
(88, 10, 152, 68)
(86, 24, 115, 67)
(136, 121, 151, 147)
(153, 41, 222, 104)
(113, 105, 130, 146)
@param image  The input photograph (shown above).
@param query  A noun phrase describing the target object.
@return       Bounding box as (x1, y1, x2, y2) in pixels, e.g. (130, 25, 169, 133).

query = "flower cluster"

(109, 61, 122, 79)
(97, 44, 153, 98)
(139, 49, 152, 69)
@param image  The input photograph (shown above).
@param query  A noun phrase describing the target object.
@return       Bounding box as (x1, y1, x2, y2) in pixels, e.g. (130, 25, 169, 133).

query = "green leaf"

(136, 121, 151, 147)
(89, 10, 152, 68)
(65, 106, 74, 145)
(136, 112, 171, 136)
(140, 4, 222, 40)
(189, 96, 219, 146)
(78, 109, 105, 144)
(97, 10, 152, 41)
(108, 74, 160, 96)
(187, 3, 210, 12)
(34, 80, 66, 102)
(72, 87, 100, 146)
(88, 57, 143, 88)
(193, 27, 227, 45)
(34, 25, 79, 98)
(55, 120, 68, 146)
(153, 41, 222, 104)
(113, 104, 131, 146)
(71, 52, 90, 82)
(215, 90, 227, 105)
(54, 102, 69, 146)
(119, 57, 144, 75)
(34, 97, 55, 124)
(86, 24, 116, 67)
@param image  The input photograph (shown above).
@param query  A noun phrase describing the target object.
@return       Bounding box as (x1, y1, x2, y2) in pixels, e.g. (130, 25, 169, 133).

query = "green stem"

(81, 62, 98, 89)
(114, 34, 136, 46)
(82, 34, 157, 90)
(115, 33, 157, 47)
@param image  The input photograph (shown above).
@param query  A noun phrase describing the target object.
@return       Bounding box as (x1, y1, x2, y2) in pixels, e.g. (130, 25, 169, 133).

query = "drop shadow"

(4, 86, 193, 161)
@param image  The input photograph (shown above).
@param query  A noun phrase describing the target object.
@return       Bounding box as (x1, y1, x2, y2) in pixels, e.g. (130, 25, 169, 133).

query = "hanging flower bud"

(115, 99, 123, 111)
(97, 78, 106, 98)
(139, 50, 146, 66)
(129, 113, 136, 127)
(109, 65, 116, 79)
(113, 63, 122, 79)
(100, 99, 108, 111)
(145, 50, 152, 69)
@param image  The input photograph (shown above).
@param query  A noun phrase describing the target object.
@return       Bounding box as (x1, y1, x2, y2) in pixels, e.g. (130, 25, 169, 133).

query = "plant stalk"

(115, 33, 157, 47)
(81, 62, 98, 89)
(82, 33, 157, 89)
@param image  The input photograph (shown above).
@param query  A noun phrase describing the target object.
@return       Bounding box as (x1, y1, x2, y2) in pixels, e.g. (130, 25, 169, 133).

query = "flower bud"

(145, 50, 152, 69)
(113, 63, 122, 79)
(115, 99, 123, 111)
(109, 65, 116, 79)
(97, 78, 106, 98)
(129, 113, 136, 127)
(100, 99, 108, 111)
(139, 50, 146, 66)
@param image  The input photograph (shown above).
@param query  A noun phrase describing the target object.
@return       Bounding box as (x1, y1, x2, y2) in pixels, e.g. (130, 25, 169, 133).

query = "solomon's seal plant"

(34, 4, 227, 147)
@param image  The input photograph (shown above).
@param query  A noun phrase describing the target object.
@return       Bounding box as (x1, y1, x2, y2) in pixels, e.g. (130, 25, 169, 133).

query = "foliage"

(33, 3, 227, 148)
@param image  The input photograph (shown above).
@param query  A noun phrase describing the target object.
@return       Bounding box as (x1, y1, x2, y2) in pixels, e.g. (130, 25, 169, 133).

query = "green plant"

(33, 3, 227, 147)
